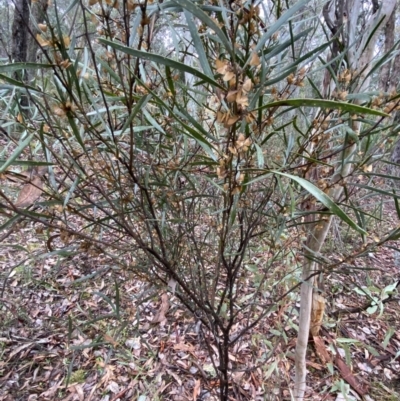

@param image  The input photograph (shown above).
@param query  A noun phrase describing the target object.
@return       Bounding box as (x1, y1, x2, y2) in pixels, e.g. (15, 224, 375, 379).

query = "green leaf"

(143, 108, 165, 134)
(263, 28, 313, 61)
(170, 0, 233, 57)
(344, 125, 360, 144)
(67, 114, 85, 148)
(254, 98, 389, 117)
(120, 94, 152, 135)
(393, 189, 400, 220)
(183, 10, 213, 77)
(63, 177, 80, 209)
(99, 39, 224, 90)
(93, 291, 118, 315)
(250, 0, 310, 62)
(364, 37, 400, 82)
(175, 123, 216, 159)
(307, 77, 323, 98)
(263, 66, 297, 87)
(352, 183, 400, 199)
(0, 63, 54, 73)
(134, 80, 217, 157)
(114, 279, 120, 320)
(175, 106, 216, 140)
(0, 74, 40, 92)
(0, 160, 53, 167)
(61, 0, 80, 19)
(97, 58, 121, 84)
(273, 171, 367, 235)
(361, 15, 386, 55)
(382, 327, 395, 350)
(0, 134, 34, 174)
(0, 215, 22, 233)
(336, 338, 361, 344)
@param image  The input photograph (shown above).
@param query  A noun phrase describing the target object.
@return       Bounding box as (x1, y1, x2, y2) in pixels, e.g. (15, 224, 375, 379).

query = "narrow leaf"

(120, 94, 152, 135)
(273, 171, 366, 235)
(170, 0, 233, 56)
(99, 39, 224, 89)
(0, 63, 53, 73)
(183, 10, 213, 77)
(251, 0, 309, 58)
(254, 98, 389, 117)
(0, 134, 34, 174)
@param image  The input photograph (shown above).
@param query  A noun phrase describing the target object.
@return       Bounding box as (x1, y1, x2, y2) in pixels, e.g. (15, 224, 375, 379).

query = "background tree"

(295, 1, 396, 398)
(11, 0, 30, 80)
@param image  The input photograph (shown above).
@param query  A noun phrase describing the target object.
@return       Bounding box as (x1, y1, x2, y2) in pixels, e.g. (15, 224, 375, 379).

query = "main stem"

(293, 216, 333, 399)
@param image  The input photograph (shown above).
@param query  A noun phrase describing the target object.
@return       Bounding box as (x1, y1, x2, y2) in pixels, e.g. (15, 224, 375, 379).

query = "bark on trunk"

(11, 0, 30, 73)
(293, 1, 396, 399)
(11, 0, 48, 111)
(12, 0, 30, 110)
(26, 0, 48, 82)
(379, 6, 396, 92)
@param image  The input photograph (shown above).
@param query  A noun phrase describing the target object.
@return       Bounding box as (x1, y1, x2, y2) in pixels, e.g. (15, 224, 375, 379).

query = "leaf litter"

(1, 189, 400, 400)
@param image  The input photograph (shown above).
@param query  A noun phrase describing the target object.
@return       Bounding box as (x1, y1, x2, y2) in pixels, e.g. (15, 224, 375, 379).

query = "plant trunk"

(11, 0, 30, 75)
(294, 217, 333, 398)
(26, 0, 48, 82)
(293, 1, 396, 399)
(379, 5, 396, 92)
(11, 0, 47, 111)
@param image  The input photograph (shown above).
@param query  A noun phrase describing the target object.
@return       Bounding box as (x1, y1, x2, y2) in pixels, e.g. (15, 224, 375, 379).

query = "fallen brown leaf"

(193, 379, 201, 401)
(313, 335, 331, 365)
(335, 353, 368, 397)
(15, 176, 43, 207)
(40, 378, 64, 398)
(151, 293, 169, 323)
(173, 342, 195, 353)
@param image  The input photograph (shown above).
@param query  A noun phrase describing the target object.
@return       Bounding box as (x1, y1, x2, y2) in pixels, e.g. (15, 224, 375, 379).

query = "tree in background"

(11, 0, 30, 81)
(294, 1, 397, 398)
(10, 0, 47, 109)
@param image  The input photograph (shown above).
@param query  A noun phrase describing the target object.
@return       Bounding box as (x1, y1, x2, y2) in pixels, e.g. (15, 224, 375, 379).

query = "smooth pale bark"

(294, 218, 333, 398)
(293, 1, 396, 399)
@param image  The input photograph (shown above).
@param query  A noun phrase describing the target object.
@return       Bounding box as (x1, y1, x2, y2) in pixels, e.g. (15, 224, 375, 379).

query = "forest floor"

(1, 193, 400, 401)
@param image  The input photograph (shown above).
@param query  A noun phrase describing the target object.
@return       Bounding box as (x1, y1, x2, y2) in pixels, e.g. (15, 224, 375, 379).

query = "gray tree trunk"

(11, 0, 30, 110)
(11, 0, 47, 111)
(294, 1, 396, 399)
(379, 5, 396, 92)
(26, 0, 48, 82)
(11, 0, 30, 74)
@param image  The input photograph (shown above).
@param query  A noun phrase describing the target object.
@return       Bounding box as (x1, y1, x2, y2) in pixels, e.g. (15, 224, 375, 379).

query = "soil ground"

(1, 192, 400, 401)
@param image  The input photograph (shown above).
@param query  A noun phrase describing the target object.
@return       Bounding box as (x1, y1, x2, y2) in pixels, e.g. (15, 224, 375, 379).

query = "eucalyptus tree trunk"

(11, 0, 47, 110)
(0, 0, 12, 59)
(294, 1, 396, 399)
(26, 0, 48, 82)
(11, 0, 30, 110)
(379, 5, 400, 172)
(379, 6, 396, 93)
(11, 0, 30, 76)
